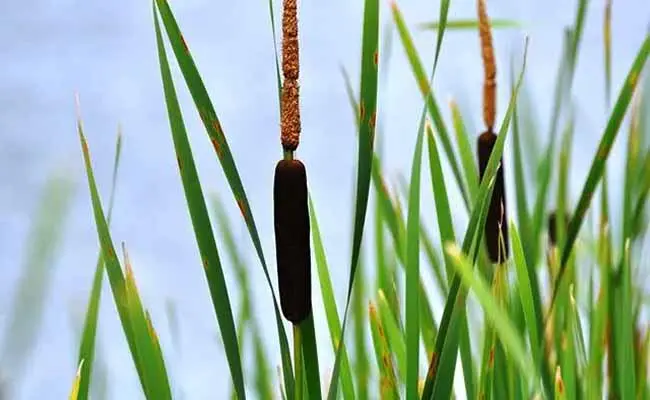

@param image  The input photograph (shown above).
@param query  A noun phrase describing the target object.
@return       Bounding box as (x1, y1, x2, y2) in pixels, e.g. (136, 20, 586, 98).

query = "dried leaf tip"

(281, 0, 301, 151)
(478, 0, 496, 131)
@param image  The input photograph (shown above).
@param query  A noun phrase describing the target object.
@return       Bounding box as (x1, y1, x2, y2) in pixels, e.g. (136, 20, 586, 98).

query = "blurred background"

(1, 0, 649, 398)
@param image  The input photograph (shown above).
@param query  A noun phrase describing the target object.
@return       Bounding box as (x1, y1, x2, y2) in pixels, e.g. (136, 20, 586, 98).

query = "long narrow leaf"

(550, 34, 650, 313)
(153, 10, 245, 398)
(421, 38, 529, 400)
(76, 131, 123, 400)
(327, 0, 380, 396)
(405, 119, 425, 399)
(153, 2, 294, 393)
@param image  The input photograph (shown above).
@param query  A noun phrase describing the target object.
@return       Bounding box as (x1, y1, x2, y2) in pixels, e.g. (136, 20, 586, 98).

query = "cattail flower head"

(477, 130, 509, 263)
(478, 0, 496, 131)
(548, 210, 570, 247)
(274, 159, 311, 323)
(280, 0, 301, 151)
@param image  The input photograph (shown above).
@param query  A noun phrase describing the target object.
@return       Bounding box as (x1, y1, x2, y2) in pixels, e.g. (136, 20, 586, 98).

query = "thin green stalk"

(294, 325, 303, 400)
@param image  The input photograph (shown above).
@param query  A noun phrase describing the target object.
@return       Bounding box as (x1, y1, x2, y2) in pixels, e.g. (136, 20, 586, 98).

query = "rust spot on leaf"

(488, 346, 495, 368)
(629, 70, 639, 88)
(198, 109, 208, 125)
(426, 352, 438, 380)
(236, 198, 249, 223)
(369, 110, 377, 132)
(211, 118, 223, 135)
(180, 35, 190, 54)
(211, 137, 223, 158)
(373, 50, 379, 67)
(382, 354, 390, 369)
(81, 136, 90, 156)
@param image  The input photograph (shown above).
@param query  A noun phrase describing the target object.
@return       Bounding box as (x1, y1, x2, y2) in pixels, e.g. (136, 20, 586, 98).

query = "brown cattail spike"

(478, 0, 496, 131)
(478, 130, 509, 263)
(548, 210, 570, 247)
(274, 159, 311, 323)
(281, 0, 301, 151)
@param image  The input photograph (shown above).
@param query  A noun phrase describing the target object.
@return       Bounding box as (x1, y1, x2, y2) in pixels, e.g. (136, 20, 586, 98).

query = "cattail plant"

(274, 0, 311, 325)
(476, 0, 509, 264)
(547, 210, 571, 248)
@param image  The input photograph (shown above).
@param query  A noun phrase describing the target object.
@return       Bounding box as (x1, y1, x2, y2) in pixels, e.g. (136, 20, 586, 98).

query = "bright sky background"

(1, 0, 649, 398)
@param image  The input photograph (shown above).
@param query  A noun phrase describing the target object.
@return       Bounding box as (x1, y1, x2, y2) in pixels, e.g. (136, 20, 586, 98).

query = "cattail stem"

(283, 149, 294, 161)
(293, 324, 303, 400)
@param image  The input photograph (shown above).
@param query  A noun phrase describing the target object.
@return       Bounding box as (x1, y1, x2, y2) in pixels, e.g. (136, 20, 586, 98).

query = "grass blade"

(308, 196, 355, 399)
(509, 57, 533, 266)
(122, 246, 172, 400)
(0, 169, 75, 389)
(300, 315, 322, 400)
(405, 119, 425, 399)
(431, 0, 450, 74)
(152, 2, 294, 393)
(153, 10, 245, 398)
(421, 38, 529, 400)
(549, 34, 650, 314)
(604, 0, 613, 105)
(425, 122, 456, 284)
(378, 290, 406, 382)
(445, 244, 536, 387)
(76, 104, 172, 399)
(327, 0, 380, 396)
(76, 131, 123, 400)
(450, 99, 479, 202)
(424, 121, 476, 398)
(419, 19, 521, 31)
(510, 222, 550, 395)
(391, 2, 470, 210)
(352, 255, 369, 400)
(369, 302, 399, 399)
(69, 360, 84, 400)
(266, 0, 282, 109)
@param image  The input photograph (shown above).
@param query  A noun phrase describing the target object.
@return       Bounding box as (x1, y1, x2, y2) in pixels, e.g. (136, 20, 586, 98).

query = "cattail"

(477, 131, 509, 263)
(476, 0, 508, 263)
(274, 159, 311, 323)
(547, 210, 570, 247)
(274, 0, 311, 324)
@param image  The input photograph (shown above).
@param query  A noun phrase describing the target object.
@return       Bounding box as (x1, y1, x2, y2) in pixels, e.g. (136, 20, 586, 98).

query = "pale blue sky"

(1, 0, 649, 398)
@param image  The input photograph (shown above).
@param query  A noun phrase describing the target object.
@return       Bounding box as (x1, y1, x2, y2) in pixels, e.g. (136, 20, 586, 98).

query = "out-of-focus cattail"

(274, 0, 311, 324)
(478, 132, 509, 263)
(476, 0, 508, 264)
(548, 210, 570, 247)
(274, 159, 311, 323)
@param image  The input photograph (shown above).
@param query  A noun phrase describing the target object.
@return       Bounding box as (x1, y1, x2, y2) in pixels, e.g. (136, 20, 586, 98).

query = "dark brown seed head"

(547, 210, 570, 247)
(274, 159, 311, 324)
(477, 130, 509, 263)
